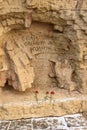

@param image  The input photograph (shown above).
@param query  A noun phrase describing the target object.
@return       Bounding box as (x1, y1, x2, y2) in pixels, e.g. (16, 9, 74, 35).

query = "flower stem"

(44, 94, 49, 101)
(50, 95, 52, 104)
(35, 94, 38, 102)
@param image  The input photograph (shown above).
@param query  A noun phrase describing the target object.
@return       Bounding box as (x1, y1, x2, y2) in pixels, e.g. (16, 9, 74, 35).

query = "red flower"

(50, 91, 55, 95)
(46, 91, 49, 94)
(35, 90, 39, 94)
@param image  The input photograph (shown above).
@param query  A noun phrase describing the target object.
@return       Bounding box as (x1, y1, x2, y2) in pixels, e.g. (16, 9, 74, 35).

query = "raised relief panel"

(9, 22, 75, 91)
(0, 22, 78, 92)
(22, 23, 58, 88)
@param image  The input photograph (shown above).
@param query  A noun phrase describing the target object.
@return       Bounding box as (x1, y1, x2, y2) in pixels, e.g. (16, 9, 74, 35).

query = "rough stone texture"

(0, 0, 87, 92)
(0, 114, 87, 130)
(0, 0, 87, 120)
(0, 87, 86, 120)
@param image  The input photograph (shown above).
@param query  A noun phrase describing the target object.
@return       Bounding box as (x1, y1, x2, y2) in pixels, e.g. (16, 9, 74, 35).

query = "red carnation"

(34, 90, 39, 103)
(50, 91, 55, 95)
(35, 90, 39, 94)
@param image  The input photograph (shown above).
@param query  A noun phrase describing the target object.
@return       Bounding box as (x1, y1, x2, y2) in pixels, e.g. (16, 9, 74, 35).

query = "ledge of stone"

(0, 87, 87, 120)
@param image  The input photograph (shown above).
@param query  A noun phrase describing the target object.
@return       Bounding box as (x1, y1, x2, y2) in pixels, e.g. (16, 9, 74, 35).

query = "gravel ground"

(0, 114, 87, 130)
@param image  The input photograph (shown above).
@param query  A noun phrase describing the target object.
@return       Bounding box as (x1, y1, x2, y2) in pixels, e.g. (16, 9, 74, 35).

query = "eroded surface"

(0, 85, 86, 120)
(0, 0, 87, 120)
(0, 21, 86, 92)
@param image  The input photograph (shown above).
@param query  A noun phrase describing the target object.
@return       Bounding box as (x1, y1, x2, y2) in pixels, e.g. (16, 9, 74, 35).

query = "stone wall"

(0, 0, 87, 92)
(0, 0, 87, 120)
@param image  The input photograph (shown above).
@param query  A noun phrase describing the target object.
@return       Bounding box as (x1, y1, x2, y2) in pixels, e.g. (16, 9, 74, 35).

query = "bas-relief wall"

(0, 22, 82, 92)
(0, 0, 87, 93)
(0, 0, 87, 120)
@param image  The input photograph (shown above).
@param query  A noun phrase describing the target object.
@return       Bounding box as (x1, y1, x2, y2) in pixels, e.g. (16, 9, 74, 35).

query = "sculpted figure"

(55, 59, 76, 91)
(0, 35, 34, 91)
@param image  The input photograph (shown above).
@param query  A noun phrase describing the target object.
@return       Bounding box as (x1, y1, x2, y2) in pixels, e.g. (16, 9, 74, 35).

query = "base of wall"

(0, 114, 87, 130)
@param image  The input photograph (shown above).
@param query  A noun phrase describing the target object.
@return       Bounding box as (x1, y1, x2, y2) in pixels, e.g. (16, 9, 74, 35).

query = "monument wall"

(0, 0, 87, 120)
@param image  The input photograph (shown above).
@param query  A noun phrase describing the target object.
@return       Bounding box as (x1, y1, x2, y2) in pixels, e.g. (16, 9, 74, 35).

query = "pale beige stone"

(55, 60, 76, 91)
(0, 90, 86, 120)
(0, 0, 86, 120)
(54, 25, 63, 32)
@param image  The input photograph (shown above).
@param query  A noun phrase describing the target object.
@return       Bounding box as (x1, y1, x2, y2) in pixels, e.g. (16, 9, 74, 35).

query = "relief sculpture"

(55, 59, 76, 91)
(0, 0, 87, 121)
(0, 36, 34, 91)
(0, 20, 86, 93)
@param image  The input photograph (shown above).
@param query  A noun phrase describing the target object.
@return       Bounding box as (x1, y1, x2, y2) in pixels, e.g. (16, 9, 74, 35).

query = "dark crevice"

(2, 79, 13, 91)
